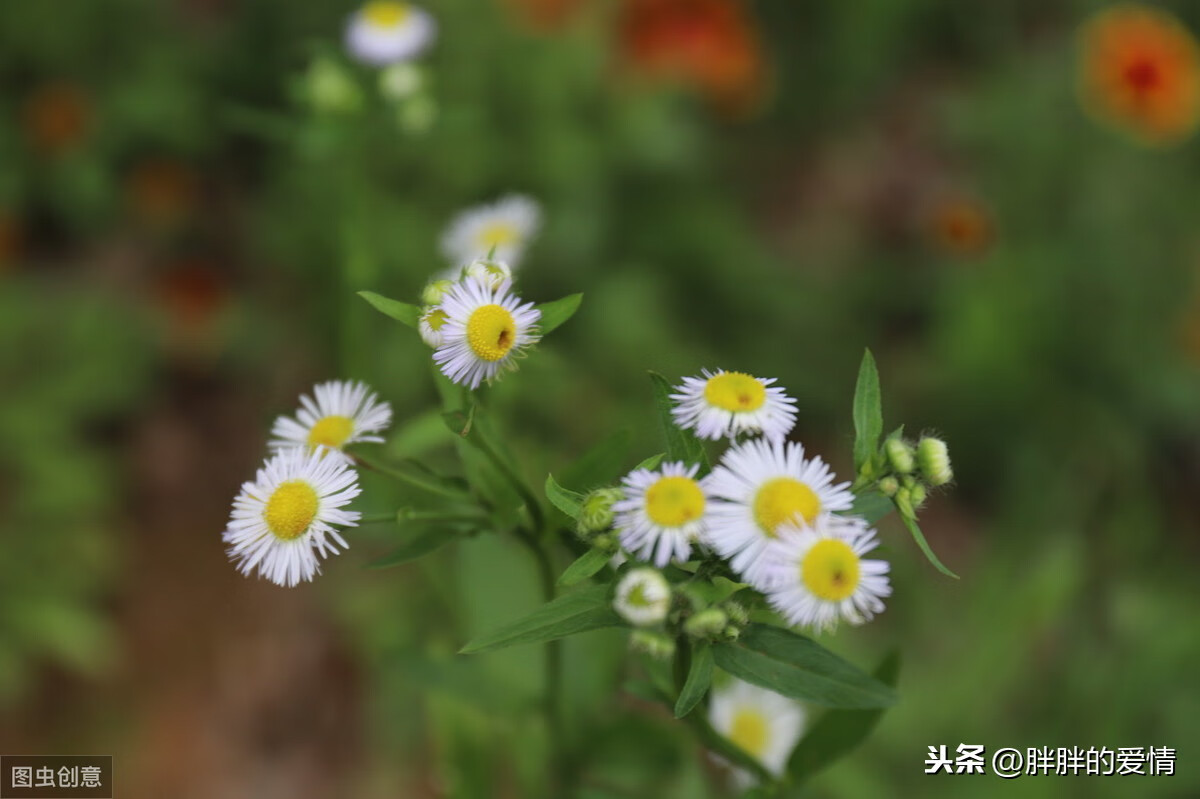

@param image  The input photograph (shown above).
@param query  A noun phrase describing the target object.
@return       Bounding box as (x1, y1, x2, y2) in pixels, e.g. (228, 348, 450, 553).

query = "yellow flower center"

(424, 308, 448, 331)
(466, 304, 517, 362)
(704, 372, 766, 412)
(363, 1, 411, 28)
(627, 583, 651, 607)
(306, 415, 355, 450)
(801, 538, 861, 601)
(753, 477, 819, 537)
(478, 222, 519, 249)
(264, 480, 319, 541)
(729, 708, 770, 758)
(644, 476, 705, 527)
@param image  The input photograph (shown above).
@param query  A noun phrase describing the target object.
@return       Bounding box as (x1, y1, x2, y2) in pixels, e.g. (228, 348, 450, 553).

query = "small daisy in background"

(613, 568, 672, 626)
(708, 678, 805, 787)
(613, 461, 711, 567)
(223, 448, 362, 587)
(433, 277, 541, 389)
(440, 195, 542, 268)
(706, 439, 853, 584)
(345, 1, 437, 67)
(1077, 4, 1200, 146)
(270, 380, 393, 461)
(671, 369, 797, 442)
(759, 514, 891, 632)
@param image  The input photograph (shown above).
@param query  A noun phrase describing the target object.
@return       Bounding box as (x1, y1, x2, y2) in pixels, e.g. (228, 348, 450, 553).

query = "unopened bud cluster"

(867, 434, 953, 517)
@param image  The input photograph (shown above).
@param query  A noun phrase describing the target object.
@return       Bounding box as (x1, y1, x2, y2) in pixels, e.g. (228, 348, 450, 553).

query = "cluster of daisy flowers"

(600, 370, 891, 633)
(222, 381, 392, 587)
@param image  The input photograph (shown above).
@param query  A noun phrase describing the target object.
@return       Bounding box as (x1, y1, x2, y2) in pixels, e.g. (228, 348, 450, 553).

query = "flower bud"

(463, 259, 512, 290)
(421, 279, 454, 306)
(885, 437, 915, 474)
(723, 601, 749, 627)
(304, 56, 363, 115)
(379, 63, 423, 102)
(418, 306, 448, 348)
(577, 487, 622, 538)
(630, 629, 676, 660)
(878, 476, 900, 497)
(684, 608, 728, 639)
(613, 568, 671, 627)
(917, 437, 953, 486)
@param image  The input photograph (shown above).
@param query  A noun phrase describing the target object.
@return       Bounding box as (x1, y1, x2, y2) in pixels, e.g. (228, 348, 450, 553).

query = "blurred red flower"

(1078, 4, 1200, 145)
(617, 0, 767, 113)
(925, 195, 994, 259)
(22, 82, 92, 156)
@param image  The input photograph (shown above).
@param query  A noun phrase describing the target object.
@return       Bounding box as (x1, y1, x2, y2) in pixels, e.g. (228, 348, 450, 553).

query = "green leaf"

(848, 490, 894, 525)
(545, 474, 584, 519)
(558, 429, 632, 491)
(852, 349, 883, 472)
(460, 584, 623, 654)
(369, 528, 466, 569)
(648, 372, 710, 471)
(557, 548, 611, 587)
(899, 511, 960, 579)
(634, 453, 664, 471)
(674, 641, 714, 718)
(536, 293, 583, 335)
(681, 576, 749, 607)
(712, 624, 897, 709)
(788, 652, 901, 782)
(359, 291, 421, 329)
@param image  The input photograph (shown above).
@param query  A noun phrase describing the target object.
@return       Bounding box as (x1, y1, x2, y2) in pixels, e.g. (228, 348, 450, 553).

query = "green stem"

(352, 452, 472, 501)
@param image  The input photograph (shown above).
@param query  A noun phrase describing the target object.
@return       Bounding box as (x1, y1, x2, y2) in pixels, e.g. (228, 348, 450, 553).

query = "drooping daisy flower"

(708, 678, 805, 787)
(613, 568, 672, 626)
(613, 461, 710, 567)
(432, 278, 541, 389)
(223, 448, 362, 587)
(270, 380, 393, 461)
(419, 306, 449, 348)
(1078, 4, 1200, 145)
(758, 514, 891, 632)
(670, 369, 797, 442)
(706, 439, 853, 585)
(439, 195, 541, 268)
(345, 1, 437, 67)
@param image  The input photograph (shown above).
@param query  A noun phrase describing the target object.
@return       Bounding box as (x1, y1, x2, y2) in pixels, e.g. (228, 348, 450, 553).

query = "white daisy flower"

(432, 278, 540, 389)
(706, 439, 854, 585)
(419, 305, 449, 348)
(223, 448, 362, 587)
(708, 678, 806, 787)
(613, 568, 672, 626)
(670, 369, 798, 442)
(463, 258, 513, 290)
(270, 380, 393, 462)
(613, 461, 710, 568)
(344, 1, 436, 67)
(758, 514, 891, 632)
(439, 195, 541, 267)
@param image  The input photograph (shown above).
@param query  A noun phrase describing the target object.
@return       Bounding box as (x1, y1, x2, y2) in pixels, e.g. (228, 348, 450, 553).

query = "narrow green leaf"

(852, 349, 883, 471)
(369, 528, 466, 569)
(899, 511, 960, 579)
(681, 576, 749, 607)
(788, 652, 901, 782)
(359, 291, 421, 328)
(545, 474, 584, 519)
(712, 624, 897, 709)
(536, 293, 583, 335)
(557, 548, 611, 587)
(460, 584, 623, 654)
(634, 453, 664, 471)
(674, 641, 714, 718)
(648, 372, 710, 471)
(558, 429, 632, 491)
(848, 490, 894, 525)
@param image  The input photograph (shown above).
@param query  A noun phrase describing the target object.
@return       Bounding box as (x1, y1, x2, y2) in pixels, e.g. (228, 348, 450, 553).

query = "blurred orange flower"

(22, 82, 92, 156)
(1078, 4, 1200, 145)
(155, 259, 230, 330)
(617, 0, 767, 113)
(925, 195, 994, 259)
(126, 159, 198, 228)
(502, 0, 585, 32)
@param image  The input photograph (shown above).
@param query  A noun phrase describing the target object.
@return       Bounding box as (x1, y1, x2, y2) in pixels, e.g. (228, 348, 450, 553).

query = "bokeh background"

(2, 0, 1198, 797)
